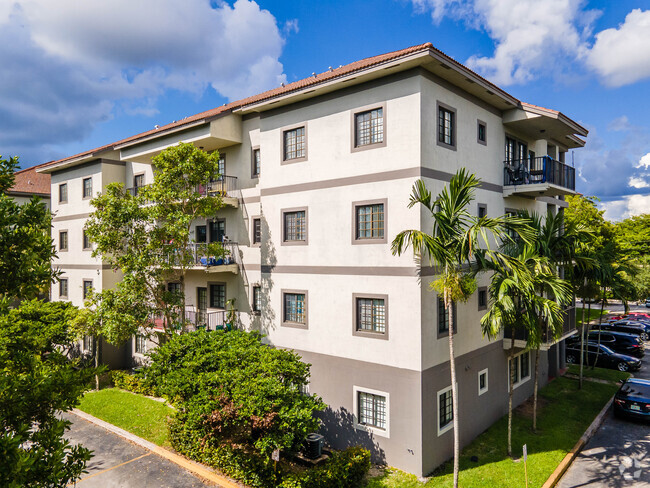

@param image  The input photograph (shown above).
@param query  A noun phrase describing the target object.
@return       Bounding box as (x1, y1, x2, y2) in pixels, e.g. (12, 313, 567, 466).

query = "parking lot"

(558, 304, 650, 488)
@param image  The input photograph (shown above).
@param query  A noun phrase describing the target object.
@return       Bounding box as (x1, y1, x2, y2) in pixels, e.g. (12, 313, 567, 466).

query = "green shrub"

(110, 370, 157, 396)
(278, 447, 371, 488)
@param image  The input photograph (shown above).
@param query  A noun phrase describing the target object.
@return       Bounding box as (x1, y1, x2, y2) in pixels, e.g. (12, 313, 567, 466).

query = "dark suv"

(567, 331, 644, 358)
(597, 321, 649, 341)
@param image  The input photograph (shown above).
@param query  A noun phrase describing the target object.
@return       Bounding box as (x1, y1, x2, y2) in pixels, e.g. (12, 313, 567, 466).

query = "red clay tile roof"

(9, 163, 51, 196)
(38, 42, 584, 170)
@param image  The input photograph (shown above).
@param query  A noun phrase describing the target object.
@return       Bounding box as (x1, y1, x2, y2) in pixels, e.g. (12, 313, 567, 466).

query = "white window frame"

(478, 368, 489, 396)
(508, 351, 531, 390)
(352, 385, 390, 438)
(437, 385, 455, 436)
(134, 334, 147, 356)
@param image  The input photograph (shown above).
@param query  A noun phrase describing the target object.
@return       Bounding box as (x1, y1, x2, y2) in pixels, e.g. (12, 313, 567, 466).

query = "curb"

(71, 409, 243, 488)
(541, 395, 614, 488)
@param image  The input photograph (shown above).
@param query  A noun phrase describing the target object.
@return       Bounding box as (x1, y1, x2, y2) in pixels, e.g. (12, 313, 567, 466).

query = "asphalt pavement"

(558, 304, 650, 488)
(64, 412, 215, 487)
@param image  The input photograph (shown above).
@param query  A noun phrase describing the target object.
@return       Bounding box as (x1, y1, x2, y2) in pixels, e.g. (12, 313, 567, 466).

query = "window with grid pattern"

(438, 297, 456, 334)
(133, 174, 144, 195)
(355, 108, 384, 147)
(284, 293, 305, 324)
(356, 298, 386, 333)
(358, 392, 386, 430)
(83, 335, 94, 352)
(520, 352, 530, 379)
(253, 285, 262, 312)
(210, 284, 225, 308)
(135, 334, 147, 354)
(59, 278, 68, 298)
(167, 282, 181, 294)
(83, 231, 91, 250)
(83, 177, 92, 198)
(252, 148, 261, 176)
(356, 204, 384, 239)
(59, 183, 67, 203)
(59, 231, 68, 251)
(510, 357, 519, 384)
(198, 287, 207, 311)
(439, 389, 453, 430)
(283, 127, 305, 160)
(438, 107, 454, 146)
(83, 280, 93, 299)
(253, 218, 261, 244)
(284, 211, 306, 242)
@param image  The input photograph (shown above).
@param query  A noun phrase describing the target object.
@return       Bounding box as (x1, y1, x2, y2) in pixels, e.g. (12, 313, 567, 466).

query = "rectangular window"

(59, 278, 68, 298)
(478, 204, 487, 219)
(477, 120, 487, 145)
(197, 287, 207, 311)
(478, 369, 488, 396)
(520, 351, 530, 379)
(210, 283, 226, 309)
(358, 392, 386, 430)
(478, 287, 487, 311)
(283, 210, 306, 243)
(135, 334, 147, 354)
(59, 231, 68, 251)
(438, 386, 453, 434)
(209, 219, 225, 243)
(83, 230, 91, 250)
(82, 177, 92, 198)
(83, 335, 94, 353)
(510, 357, 519, 385)
(196, 225, 207, 243)
(355, 203, 384, 240)
(355, 108, 384, 147)
(59, 183, 67, 203)
(252, 218, 261, 245)
(437, 296, 456, 336)
(83, 280, 93, 300)
(437, 103, 456, 149)
(509, 351, 532, 389)
(133, 174, 145, 195)
(283, 292, 306, 325)
(283, 127, 306, 161)
(356, 297, 386, 334)
(252, 285, 262, 313)
(252, 148, 261, 177)
(167, 282, 181, 295)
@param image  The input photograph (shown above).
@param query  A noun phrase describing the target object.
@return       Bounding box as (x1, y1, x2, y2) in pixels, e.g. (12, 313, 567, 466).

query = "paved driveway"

(64, 412, 215, 487)
(558, 304, 650, 488)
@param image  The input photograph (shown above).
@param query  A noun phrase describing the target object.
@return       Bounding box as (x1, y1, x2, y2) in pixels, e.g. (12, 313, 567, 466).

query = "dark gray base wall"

(421, 342, 550, 475)
(295, 350, 425, 476)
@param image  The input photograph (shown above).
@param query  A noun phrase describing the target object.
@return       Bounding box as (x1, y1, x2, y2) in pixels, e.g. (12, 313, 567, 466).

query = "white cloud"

(586, 9, 650, 87)
(409, 0, 597, 85)
(638, 153, 650, 170)
(601, 194, 650, 221)
(0, 0, 287, 163)
(608, 115, 631, 132)
(628, 177, 650, 189)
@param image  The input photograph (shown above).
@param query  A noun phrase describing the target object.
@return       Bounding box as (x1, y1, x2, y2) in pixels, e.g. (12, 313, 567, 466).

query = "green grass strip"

(366, 376, 618, 488)
(566, 364, 631, 383)
(77, 388, 174, 447)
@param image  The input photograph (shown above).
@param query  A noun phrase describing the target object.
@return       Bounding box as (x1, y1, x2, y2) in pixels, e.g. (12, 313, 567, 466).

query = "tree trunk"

(579, 300, 586, 390)
(533, 347, 540, 432)
(593, 287, 606, 369)
(447, 298, 460, 488)
(508, 325, 515, 457)
(94, 336, 100, 391)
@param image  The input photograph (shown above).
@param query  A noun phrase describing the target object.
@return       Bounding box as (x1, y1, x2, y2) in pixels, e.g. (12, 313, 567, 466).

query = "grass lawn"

(366, 376, 618, 488)
(566, 364, 631, 383)
(77, 388, 174, 447)
(576, 307, 609, 327)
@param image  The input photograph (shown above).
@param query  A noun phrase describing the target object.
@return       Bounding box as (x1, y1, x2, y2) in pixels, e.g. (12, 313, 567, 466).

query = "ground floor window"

(210, 283, 226, 308)
(83, 335, 94, 354)
(135, 334, 147, 355)
(509, 351, 531, 390)
(478, 368, 488, 396)
(353, 386, 390, 437)
(437, 385, 454, 435)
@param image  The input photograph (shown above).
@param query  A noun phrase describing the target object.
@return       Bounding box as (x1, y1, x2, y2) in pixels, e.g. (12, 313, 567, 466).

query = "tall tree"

(83, 143, 226, 348)
(392, 170, 523, 487)
(0, 155, 58, 303)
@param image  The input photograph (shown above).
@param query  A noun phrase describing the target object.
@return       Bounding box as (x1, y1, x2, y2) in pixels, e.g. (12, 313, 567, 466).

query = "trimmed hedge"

(110, 370, 157, 397)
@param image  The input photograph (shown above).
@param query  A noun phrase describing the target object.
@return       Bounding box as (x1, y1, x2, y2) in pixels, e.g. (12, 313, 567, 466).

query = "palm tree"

(392, 169, 523, 487)
(480, 246, 570, 456)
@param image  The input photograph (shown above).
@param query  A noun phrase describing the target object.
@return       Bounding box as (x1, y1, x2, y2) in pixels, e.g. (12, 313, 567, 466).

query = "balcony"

(126, 175, 239, 207)
(503, 306, 577, 351)
(503, 156, 576, 197)
(149, 309, 238, 332)
(186, 241, 241, 274)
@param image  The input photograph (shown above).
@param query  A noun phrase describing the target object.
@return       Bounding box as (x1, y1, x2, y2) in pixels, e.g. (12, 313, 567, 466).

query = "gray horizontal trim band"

(536, 196, 569, 208)
(260, 167, 503, 198)
(260, 264, 418, 276)
(55, 264, 113, 270)
(52, 212, 91, 222)
(242, 195, 261, 204)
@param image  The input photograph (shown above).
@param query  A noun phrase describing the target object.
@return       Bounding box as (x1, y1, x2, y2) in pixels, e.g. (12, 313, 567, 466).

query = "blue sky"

(2, 0, 650, 220)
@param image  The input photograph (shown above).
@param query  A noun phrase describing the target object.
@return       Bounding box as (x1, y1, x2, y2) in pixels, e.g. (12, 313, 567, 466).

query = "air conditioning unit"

(304, 433, 324, 459)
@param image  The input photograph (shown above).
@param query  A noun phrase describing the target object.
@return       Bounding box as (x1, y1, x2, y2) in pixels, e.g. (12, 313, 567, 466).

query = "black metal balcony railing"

(149, 309, 237, 332)
(125, 175, 238, 199)
(187, 241, 241, 268)
(510, 306, 577, 345)
(503, 156, 575, 191)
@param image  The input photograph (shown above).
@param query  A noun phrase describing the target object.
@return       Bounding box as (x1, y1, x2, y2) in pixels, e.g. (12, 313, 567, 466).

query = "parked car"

(566, 331, 644, 358)
(646, 298, 650, 308)
(627, 311, 650, 320)
(565, 342, 642, 372)
(600, 321, 649, 341)
(613, 378, 650, 421)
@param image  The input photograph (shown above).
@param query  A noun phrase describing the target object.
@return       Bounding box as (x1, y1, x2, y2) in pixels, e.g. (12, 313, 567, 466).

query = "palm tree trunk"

(533, 347, 540, 432)
(593, 287, 606, 369)
(508, 325, 515, 457)
(579, 300, 586, 389)
(447, 299, 460, 488)
(94, 336, 100, 391)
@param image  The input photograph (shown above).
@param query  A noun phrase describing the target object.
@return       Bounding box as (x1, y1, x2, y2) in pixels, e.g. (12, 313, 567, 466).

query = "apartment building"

(37, 43, 587, 476)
